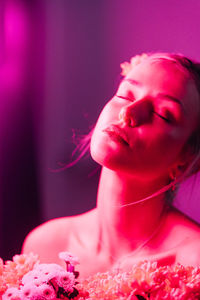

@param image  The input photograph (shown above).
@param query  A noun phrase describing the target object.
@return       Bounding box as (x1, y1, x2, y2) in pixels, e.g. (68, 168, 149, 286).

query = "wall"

(41, 0, 200, 222)
(1, 0, 200, 258)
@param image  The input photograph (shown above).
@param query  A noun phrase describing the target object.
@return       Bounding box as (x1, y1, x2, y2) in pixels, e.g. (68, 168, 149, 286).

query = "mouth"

(102, 125, 129, 146)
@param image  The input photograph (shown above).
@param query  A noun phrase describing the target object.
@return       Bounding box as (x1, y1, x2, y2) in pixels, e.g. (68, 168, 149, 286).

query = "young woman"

(23, 53, 200, 279)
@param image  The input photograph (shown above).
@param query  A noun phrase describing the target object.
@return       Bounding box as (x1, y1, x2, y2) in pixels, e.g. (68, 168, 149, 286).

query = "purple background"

(1, 0, 200, 259)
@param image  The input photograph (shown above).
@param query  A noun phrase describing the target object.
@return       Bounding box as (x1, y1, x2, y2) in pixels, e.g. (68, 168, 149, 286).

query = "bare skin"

(23, 56, 200, 279)
(22, 204, 200, 279)
(23, 167, 200, 279)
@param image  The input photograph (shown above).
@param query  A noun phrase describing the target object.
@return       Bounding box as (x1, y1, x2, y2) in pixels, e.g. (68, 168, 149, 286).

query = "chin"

(90, 144, 113, 168)
(91, 129, 127, 161)
(91, 137, 131, 173)
(90, 146, 131, 175)
(90, 131, 111, 166)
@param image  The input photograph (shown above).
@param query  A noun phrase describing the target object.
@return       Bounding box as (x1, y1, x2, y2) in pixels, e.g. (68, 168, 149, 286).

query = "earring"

(171, 176, 177, 192)
(169, 169, 177, 192)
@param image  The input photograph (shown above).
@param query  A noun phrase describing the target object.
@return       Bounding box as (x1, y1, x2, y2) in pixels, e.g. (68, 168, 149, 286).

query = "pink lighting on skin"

(23, 56, 200, 279)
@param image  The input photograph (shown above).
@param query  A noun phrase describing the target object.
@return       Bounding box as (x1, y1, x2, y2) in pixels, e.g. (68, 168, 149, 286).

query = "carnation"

(1, 253, 200, 299)
(0, 253, 39, 297)
(0, 252, 81, 299)
(59, 252, 79, 264)
(74, 261, 200, 299)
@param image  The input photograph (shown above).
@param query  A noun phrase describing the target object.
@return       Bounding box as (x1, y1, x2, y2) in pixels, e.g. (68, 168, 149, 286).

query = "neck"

(97, 167, 169, 259)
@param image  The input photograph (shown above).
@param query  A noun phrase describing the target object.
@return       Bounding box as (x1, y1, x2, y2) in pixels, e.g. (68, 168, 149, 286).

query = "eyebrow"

(123, 78, 141, 86)
(123, 78, 185, 111)
(156, 93, 185, 111)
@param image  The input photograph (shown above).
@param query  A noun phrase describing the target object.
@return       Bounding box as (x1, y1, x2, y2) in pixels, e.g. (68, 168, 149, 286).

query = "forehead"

(127, 58, 188, 95)
(126, 58, 200, 123)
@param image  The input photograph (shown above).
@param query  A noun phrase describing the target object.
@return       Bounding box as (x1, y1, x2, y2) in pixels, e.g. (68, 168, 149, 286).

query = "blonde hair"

(58, 52, 200, 206)
(119, 52, 200, 205)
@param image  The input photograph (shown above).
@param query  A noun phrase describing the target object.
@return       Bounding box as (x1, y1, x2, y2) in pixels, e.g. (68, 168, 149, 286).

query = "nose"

(119, 98, 153, 127)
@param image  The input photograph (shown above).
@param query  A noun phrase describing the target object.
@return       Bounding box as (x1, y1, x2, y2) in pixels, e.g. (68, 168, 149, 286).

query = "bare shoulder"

(22, 216, 71, 263)
(165, 207, 200, 266)
(167, 206, 200, 236)
(22, 208, 98, 263)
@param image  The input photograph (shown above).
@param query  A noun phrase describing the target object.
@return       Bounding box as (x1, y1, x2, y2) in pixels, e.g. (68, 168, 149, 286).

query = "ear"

(169, 143, 196, 180)
(169, 162, 187, 180)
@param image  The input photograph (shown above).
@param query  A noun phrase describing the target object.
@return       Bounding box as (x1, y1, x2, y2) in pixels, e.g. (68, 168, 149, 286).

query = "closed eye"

(153, 111, 172, 123)
(117, 94, 175, 123)
(116, 95, 135, 102)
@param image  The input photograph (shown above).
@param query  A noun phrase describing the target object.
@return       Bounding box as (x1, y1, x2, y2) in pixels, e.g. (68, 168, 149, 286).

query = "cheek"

(90, 100, 121, 145)
(90, 107, 112, 164)
(140, 128, 188, 168)
(90, 100, 192, 177)
(97, 100, 121, 125)
(129, 126, 187, 169)
(90, 105, 128, 168)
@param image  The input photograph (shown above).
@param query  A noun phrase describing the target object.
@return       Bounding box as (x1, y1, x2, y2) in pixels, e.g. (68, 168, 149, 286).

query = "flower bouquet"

(1, 251, 200, 299)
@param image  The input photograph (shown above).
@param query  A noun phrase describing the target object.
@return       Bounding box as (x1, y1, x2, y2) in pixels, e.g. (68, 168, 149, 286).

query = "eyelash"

(153, 112, 171, 123)
(116, 95, 135, 102)
(116, 95, 172, 123)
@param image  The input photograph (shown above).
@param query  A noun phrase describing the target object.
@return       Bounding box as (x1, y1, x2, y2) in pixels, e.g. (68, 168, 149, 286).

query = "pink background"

(0, 0, 200, 259)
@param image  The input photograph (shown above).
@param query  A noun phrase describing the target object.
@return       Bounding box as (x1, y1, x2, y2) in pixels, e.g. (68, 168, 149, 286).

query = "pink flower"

(2, 287, 21, 300)
(0, 258, 4, 274)
(21, 282, 40, 299)
(52, 271, 75, 292)
(21, 263, 75, 298)
(22, 263, 66, 286)
(127, 292, 140, 300)
(34, 263, 64, 273)
(3, 252, 200, 299)
(21, 282, 56, 300)
(58, 252, 80, 266)
(22, 269, 44, 286)
(38, 283, 56, 299)
(1, 253, 39, 292)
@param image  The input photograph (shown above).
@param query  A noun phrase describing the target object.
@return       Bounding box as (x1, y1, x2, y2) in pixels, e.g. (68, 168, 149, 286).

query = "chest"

(60, 215, 200, 279)
(66, 235, 179, 279)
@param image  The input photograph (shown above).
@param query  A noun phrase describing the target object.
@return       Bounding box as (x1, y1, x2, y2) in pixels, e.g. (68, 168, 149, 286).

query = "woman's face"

(90, 58, 200, 181)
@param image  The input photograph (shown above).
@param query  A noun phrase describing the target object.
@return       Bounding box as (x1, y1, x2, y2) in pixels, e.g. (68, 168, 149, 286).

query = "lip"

(102, 124, 129, 145)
